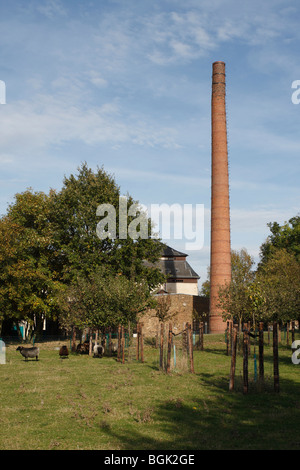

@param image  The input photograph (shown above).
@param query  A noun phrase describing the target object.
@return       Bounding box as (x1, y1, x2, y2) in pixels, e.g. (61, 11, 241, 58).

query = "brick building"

(144, 245, 200, 296)
(142, 245, 209, 336)
(140, 293, 209, 337)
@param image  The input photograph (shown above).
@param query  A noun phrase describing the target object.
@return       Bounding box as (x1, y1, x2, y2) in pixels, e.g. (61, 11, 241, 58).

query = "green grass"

(1, 334, 300, 450)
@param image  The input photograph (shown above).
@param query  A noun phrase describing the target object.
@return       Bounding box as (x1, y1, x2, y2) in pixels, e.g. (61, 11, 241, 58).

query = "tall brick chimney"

(210, 61, 231, 334)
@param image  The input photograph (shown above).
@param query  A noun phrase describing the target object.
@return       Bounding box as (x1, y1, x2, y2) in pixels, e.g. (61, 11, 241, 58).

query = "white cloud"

(36, 0, 67, 19)
(145, 11, 216, 65)
(0, 93, 182, 157)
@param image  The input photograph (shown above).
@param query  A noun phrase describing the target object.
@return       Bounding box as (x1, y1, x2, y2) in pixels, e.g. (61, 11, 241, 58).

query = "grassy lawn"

(0, 333, 300, 450)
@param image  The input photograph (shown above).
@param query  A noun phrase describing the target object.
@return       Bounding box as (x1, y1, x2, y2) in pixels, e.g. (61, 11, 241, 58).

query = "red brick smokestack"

(210, 61, 231, 334)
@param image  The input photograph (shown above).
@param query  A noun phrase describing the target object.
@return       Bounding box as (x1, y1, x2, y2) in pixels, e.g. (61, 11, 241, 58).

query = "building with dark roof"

(144, 245, 200, 295)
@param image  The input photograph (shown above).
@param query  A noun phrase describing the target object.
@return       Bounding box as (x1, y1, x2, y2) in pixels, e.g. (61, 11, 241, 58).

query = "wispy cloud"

(0, 0, 299, 284)
(0, 92, 182, 157)
(35, 0, 67, 19)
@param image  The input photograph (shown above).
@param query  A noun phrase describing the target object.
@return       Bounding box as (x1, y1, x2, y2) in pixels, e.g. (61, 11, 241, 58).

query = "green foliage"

(57, 267, 156, 332)
(49, 162, 164, 288)
(218, 246, 300, 326)
(199, 267, 210, 298)
(0, 190, 59, 330)
(154, 295, 173, 322)
(259, 215, 300, 265)
(257, 214, 300, 323)
(0, 163, 165, 332)
(256, 249, 300, 323)
(218, 249, 256, 325)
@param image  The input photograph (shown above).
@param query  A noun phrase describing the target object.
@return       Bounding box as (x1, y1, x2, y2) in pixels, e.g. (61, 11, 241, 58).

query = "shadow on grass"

(102, 369, 300, 451)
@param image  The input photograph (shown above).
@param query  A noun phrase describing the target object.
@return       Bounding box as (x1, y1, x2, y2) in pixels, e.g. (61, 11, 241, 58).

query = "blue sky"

(0, 0, 299, 287)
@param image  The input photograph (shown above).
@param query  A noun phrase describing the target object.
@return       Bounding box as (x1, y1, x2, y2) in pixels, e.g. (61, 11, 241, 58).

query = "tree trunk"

(273, 321, 280, 393)
(136, 323, 140, 361)
(89, 329, 93, 356)
(108, 327, 112, 356)
(160, 323, 164, 370)
(166, 323, 172, 373)
(230, 320, 233, 354)
(200, 321, 204, 351)
(292, 321, 295, 344)
(229, 325, 238, 391)
(259, 322, 264, 383)
(140, 323, 144, 363)
(243, 328, 249, 394)
(117, 325, 121, 362)
(188, 322, 194, 374)
(226, 321, 230, 355)
(71, 326, 76, 352)
(121, 326, 125, 364)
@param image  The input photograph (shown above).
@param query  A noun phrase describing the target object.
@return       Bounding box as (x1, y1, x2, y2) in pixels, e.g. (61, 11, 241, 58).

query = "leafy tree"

(0, 190, 59, 334)
(257, 216, 300, 324)
(154, 295, 173, 323)
(200, 267, 210, 298)
(256, 248, 300, 324)
(259, 215, 300, 265)
(217, 249, 256, 328)
(57, 267, 155, 333)
(49, 163, 164, 289)
(0, 163, 164, 334)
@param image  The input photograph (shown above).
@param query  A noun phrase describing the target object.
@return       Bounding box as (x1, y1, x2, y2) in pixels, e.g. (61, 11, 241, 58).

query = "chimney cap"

(213, 61, 225, 65)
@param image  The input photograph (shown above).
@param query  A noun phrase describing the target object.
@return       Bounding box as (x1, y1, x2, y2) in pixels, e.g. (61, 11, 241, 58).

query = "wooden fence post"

(200, 321, 204, 351)
(229, 325, 238, 391)
(166, 323, 172, 373)
(89, 329, 93, 356)
(136, 323, 140, 361)
(248, 321, 251, 355)
(186, 322, 190, 357)
(243, 327, 249, 394)
(127, 321, 131, 362)
(188, 322, 195, 374)
(160, 323, 164, 370)
(117, 325, 122, 362)
(108, 327, 112, 357)
(140, 323, 144, 363)
(226, 321, 230, 355)
(121, 326, 125, 364)
(273, 321, 280, 393)
(259, 322, 264, 383)
(71, 326, 76, 352)
(292, 321, 295, 344)
(182, 322, 187, 355)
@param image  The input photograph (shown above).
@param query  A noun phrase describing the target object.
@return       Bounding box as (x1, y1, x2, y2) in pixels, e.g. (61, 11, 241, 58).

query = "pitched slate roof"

(155, 258, 199, 279)
(161, 246, 187, 258)
(144, 245, 200, 280)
